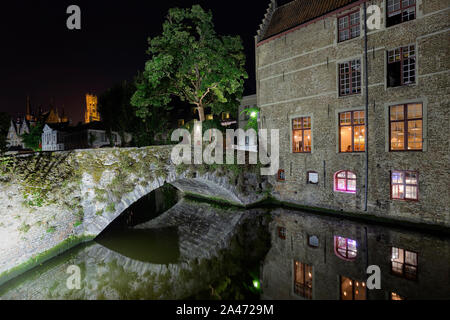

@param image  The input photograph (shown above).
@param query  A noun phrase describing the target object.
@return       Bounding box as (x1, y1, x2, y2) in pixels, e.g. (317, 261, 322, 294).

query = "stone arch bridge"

(0, 146, 268, 285)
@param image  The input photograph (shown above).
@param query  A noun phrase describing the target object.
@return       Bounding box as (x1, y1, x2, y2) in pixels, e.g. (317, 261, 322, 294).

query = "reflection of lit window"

(340, 276, 366, 300)
(390, 103, 422, 151)
(294, 261, 313, 299)
(339, 111, 365, 152)
(308, 235, 319, 248)
(278, 227, 286, 240)
(292, 117, 311, 153)
(277, 169, 285, 182)
(334, 171, 357, 194)
(391, 292, 405, 300)
(335, 236, 357, 260)
(391, 247, 418, 280)
(391, 171, 418, 201)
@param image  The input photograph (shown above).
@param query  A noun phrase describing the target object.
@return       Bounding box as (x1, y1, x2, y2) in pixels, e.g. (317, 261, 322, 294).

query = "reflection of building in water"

(261, 210, 450, 300)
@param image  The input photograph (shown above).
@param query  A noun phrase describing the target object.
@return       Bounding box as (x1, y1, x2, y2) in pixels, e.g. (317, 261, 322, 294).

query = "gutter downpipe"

(363, 1, 369, 212)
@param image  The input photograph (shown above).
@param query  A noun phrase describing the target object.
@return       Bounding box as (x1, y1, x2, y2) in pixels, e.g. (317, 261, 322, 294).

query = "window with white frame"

(339, 60, 361, 96)
(387, 0, 416, 27)
(338, 10, 360, 42)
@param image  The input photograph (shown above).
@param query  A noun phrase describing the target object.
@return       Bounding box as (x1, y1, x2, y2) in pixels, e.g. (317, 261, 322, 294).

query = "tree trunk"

(198, 105, 205, 122)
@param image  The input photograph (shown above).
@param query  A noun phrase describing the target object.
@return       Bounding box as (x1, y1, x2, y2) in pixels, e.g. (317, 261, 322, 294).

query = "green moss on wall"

(0, 235, 95, 287)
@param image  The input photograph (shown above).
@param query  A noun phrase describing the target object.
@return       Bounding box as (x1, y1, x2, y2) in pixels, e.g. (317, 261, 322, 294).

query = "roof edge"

(256, 0, 366, 47)
(256, 0, 278, 43)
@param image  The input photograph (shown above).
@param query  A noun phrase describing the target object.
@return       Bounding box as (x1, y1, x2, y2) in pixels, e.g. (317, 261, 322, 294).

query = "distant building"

(256, 0, 449, 225)
(42, 122, 128, 152)
(41, 123, 67, 151)
(237, 94, 258, 152)
(85, 94, 100, 124)
(6, 118, 32, 149)
(5, 96, 70, 150)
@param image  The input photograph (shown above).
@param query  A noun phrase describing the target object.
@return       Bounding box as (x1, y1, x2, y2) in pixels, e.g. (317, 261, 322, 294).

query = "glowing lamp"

(250, 111, 258, 119)
(252, 279, 261, 290)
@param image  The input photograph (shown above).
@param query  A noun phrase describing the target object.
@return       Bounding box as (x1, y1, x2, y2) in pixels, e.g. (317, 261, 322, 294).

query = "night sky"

(0, 0, 285, 124)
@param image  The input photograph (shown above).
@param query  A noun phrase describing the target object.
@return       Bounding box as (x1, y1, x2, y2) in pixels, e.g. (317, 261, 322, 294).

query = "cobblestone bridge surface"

(0, 146, 269, 285)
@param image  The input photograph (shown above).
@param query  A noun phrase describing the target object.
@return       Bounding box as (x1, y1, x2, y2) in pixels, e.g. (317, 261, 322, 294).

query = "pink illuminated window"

(391, 171, 419, 201)
(334, 171, 356, 193)
(335, 236, 357, 261)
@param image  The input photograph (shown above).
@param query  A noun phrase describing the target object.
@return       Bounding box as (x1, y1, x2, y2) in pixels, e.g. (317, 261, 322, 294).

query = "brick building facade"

(255, 0, 449, 226)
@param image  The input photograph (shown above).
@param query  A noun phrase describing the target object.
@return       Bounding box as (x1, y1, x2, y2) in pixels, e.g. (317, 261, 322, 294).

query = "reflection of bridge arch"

(0, 146, 266, 285)
(77, 146, 261, 238)
(82, 174, 249, 238)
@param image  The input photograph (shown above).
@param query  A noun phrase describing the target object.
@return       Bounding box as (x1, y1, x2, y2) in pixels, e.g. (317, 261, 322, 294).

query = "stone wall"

(256, 0, 450, 227)
(0, 146, 268, 285)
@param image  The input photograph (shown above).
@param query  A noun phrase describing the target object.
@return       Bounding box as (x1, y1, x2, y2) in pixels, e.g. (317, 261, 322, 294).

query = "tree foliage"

(131, 5, 248, 122)
(240, 107, 260, 132)
(98, 79, 171, 147)
(22, 123, 43, 151)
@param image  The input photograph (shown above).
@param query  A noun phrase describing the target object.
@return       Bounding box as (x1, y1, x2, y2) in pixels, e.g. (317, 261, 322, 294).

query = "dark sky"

(0, 0, 277, 124)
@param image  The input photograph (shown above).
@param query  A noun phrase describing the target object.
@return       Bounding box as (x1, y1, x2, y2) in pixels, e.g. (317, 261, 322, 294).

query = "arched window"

(334, 236, 357, 261)
(277, 169, 286, 181)
(334, 170, 357, 193)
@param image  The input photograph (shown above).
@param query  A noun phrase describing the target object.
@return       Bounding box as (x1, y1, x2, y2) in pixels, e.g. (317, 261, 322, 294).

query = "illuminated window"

(391, 292, 405, 300)
(388, 45, 416, 87)
(387, 0, 416, 27)
(340, 276, 366, 300)
(339, 111, 365, 152)
(391, 247, 418, 280)
(206, 114, 214, 121)
(334, 236, 357, 260)
(177, 119, 185, 127)
(222, 112, 230, 121)
(292, 117, 311, 153)
(278, 227, 286, 240)
(391, 171, 418, 201)
(389, 103, 422, 151)
(294, 261, 313, 299)
(334, 171, 357, 194)
(339, 59, 361, 96)
(277, 169, 286, 182)
(338, 10, 360, 42)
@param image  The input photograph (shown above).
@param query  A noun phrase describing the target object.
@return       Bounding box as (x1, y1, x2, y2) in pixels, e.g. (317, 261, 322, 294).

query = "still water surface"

(0, 189, 449, 300)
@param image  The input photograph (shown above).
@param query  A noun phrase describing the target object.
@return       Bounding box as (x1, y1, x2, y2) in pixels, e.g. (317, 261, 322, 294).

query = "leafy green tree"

(98, 81, 135, 146)
(0, 112, 10, 152)
(132, 5, 247, 122)
(22, 123, 43, 151)
(98, 79, 170, 147)
(240, 107, 260, 132)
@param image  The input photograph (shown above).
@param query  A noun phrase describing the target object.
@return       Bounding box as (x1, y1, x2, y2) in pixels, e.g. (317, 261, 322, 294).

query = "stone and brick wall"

(256, 0, 450, 227)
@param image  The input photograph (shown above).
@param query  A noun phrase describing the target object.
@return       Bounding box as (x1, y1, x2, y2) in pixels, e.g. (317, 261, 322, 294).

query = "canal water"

(0, 185, 449, 300)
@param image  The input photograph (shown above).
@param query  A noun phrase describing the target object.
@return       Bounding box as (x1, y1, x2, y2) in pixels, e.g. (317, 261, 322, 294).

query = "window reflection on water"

(0, 198, 448, 301)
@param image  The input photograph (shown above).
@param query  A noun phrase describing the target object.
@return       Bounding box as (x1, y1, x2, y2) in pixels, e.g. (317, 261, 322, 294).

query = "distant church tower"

(85, 94, 100, 123)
